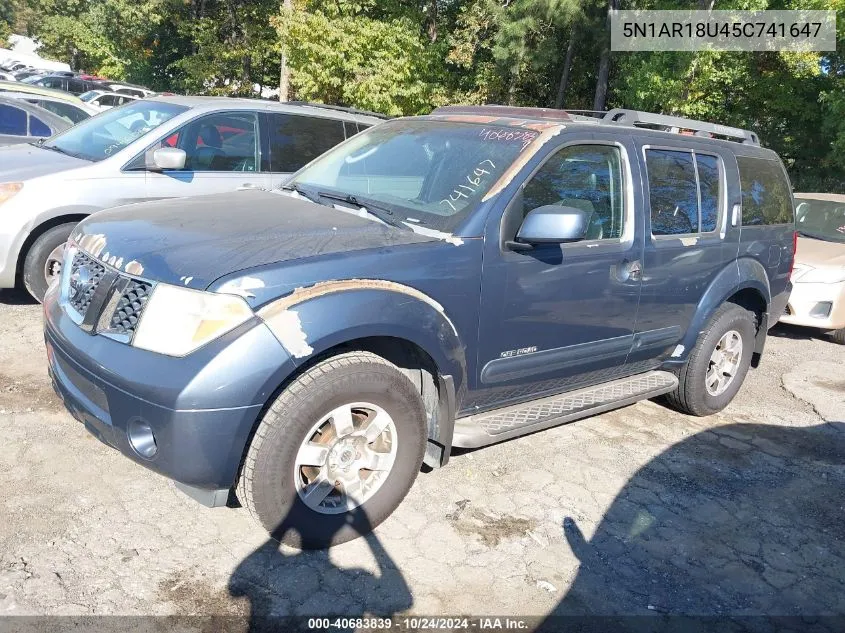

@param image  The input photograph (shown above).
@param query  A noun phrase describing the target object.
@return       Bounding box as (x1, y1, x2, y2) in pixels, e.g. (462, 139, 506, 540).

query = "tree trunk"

(426, 0, 438, 42)
(279, 0, 292, 101)
(593, 0, 618, 112)
(555, 27, 576, 109)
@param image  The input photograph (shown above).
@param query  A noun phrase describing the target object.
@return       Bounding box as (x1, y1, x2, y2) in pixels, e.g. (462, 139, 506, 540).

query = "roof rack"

(284, 101, 390, 120)
(602, 109, 760, 146)
(432, 105, 572, 122)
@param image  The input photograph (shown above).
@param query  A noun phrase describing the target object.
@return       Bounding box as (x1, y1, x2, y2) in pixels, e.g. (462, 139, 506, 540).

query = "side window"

(737, 156, 793, 226)
(177, 112, 259, 172)
(522, 144, 625, 240)
(29, 115, 52, 137)
(645, 148, 723, 235)
(269, 113, 345, 172)
(0, 104, 28, 135)
(645, 149, 699, 235)
(98, 95, 116, 107)
(67, 79, 85, 94)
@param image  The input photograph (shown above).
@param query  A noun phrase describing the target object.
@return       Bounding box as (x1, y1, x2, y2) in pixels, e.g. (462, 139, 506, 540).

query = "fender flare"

(678, 257, 771, 356)
(256, 280, 466, 462)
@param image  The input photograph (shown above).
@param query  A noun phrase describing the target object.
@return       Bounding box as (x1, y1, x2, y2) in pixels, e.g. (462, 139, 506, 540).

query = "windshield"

(795, 197, 845, 244)
(41, 100, 188, 162)
(289, 119, 544, 232)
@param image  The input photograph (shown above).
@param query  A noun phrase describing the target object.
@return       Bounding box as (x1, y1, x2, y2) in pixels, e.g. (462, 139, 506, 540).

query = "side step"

(452, 370, 678, 449)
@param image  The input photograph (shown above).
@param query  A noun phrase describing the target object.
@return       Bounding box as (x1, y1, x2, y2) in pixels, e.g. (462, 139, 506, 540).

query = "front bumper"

(779, 280, 845, 331)
(43, 283, 297, 495)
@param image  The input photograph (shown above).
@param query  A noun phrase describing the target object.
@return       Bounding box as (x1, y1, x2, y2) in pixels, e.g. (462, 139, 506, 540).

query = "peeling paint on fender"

(77, 233, 108, 258)
(267, 309, 313, 359)
(217, 276, 265, 299)
(257, 279, 459, 358)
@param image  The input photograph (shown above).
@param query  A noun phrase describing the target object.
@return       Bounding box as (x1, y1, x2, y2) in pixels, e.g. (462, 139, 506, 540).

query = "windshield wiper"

(38, 143, 79, 159)
(280, 183, 320, 203)
(315, 191, 405, 229)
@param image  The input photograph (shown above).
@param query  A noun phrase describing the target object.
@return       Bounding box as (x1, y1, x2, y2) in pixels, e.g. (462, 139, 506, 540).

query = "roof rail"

(602, 109, 760, 146)
(432, 105, 572, 122)
(284, 101, 390, 120)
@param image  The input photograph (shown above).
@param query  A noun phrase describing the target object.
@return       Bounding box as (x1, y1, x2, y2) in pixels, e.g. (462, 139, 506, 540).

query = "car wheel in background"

(237, 351, 427, 549)
(22, 222, 77, 303)
(831, 328, 845, 345)
(664, 302, 756, 417)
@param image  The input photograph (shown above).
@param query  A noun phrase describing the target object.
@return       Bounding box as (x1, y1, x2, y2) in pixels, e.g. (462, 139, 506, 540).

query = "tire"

(22, 222, 77, 303)
(831, 328, 845, 345)
(664, 303, 756, 417)
(237, 351, 427, 549)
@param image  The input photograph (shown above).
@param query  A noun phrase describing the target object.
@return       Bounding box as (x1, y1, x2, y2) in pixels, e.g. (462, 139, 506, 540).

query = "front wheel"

(664, 303, 756, 416)
(237, 351, 427, 548)
(22, 222, 77, 303)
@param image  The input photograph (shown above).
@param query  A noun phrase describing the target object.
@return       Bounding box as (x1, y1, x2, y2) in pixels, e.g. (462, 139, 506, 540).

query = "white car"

(0, 90, 98, 124)
(79, 90, 139, 111)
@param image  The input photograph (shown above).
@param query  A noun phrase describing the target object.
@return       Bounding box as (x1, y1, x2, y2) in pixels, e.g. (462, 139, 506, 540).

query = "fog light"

(810, 302, 833, 319)
(127, 419, 157, 459)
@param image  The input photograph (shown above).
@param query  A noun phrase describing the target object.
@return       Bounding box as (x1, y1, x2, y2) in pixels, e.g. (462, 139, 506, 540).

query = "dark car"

(43, 106, 795, 548)
(25, 73, 106, 96)
(0, 96, 71, 145)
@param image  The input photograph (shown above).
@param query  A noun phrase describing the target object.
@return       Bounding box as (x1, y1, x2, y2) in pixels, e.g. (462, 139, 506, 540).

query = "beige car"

(780, 193, 845, 343)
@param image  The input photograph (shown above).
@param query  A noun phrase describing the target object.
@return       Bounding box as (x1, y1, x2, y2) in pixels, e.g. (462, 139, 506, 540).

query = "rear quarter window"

(737, 156, 793, 226)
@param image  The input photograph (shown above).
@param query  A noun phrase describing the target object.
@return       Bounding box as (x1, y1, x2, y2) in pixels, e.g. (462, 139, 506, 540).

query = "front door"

(144, 111, 271, 200)
(471, 140, 644, 413)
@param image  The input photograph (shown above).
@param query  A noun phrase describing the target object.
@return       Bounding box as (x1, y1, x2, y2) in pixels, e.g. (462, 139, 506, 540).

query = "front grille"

(108, 280, 152, 336)
(784, 304, 792, 316)
(68, 251, 106, 316)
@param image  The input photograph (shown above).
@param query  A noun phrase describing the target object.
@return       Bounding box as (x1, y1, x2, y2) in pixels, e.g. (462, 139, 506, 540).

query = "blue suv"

(44, 106, 795, 548)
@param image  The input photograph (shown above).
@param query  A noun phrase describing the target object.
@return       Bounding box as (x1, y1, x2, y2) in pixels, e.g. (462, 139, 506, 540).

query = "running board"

(452, 370, 678, 448)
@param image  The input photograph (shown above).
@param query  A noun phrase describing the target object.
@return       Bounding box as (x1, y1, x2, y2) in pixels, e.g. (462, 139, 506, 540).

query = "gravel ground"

(0, 288, 843, 627)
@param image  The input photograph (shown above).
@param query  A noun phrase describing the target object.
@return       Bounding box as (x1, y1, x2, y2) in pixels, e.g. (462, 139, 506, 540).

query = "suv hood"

(74, 190, 436, 289)
(0, 142, 90, 180)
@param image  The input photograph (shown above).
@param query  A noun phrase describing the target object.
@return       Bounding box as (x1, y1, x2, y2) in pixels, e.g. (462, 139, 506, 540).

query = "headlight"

(132, 283, 253, 356)
(0, 182, 22, 205)
(792, 264, 845, 284)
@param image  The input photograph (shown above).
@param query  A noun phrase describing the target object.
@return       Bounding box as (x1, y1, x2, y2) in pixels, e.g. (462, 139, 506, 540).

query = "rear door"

(628, 137, 740, 365)
(143, 110, 272, 200)
(265, 112, 346, 187)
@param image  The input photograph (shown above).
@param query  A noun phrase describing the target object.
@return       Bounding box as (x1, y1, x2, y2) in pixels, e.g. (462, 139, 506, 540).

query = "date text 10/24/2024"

(307, 617, 531, 630)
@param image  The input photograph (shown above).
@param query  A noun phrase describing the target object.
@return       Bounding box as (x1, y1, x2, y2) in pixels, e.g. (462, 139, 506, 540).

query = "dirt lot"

(1, 288, 843, 625)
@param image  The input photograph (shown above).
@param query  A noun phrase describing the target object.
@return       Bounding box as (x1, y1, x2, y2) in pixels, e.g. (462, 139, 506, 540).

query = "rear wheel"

(237, 351, 427, 548)
(831, 328, 845, 345)
(22, 222, 77, 303)
(664, 303, 756, 416)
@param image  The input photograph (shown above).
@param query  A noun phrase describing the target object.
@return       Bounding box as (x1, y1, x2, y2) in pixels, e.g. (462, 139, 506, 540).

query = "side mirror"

(513, 205, 590, 247)
(147, 147, 186, 171)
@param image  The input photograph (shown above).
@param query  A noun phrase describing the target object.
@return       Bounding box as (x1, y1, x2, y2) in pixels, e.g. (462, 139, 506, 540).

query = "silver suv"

(0, 96, 383, 300)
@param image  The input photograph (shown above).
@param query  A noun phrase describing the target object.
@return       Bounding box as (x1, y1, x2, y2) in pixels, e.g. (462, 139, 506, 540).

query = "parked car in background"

(102, 83, 156, 98)
(0, 96, 382, 301)
(24, 74, 105, 95)
(1, 91, 96, 124)
(780, 193, 845, 344)
(79, 90, 138, 111)
(0, 96, 71, 146)
(0, 80, 93, 105)
(0, 72, 14, 82)
(43, 106, 794, 547)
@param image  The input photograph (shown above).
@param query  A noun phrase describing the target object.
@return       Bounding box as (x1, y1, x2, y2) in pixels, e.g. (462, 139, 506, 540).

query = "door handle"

(237, 183, 262, 190)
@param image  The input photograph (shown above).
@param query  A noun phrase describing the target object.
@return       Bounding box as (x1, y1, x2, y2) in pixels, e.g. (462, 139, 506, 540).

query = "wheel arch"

(679, 258, 771, 364)
(15, 213, 88, 285)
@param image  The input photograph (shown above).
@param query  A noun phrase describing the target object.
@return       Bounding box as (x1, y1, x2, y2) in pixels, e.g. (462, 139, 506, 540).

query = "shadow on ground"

(768, 323, 836, 344)
(228, 507, 412, 632)
(537, 421, 845, 631)
(0, 288, 36, 306)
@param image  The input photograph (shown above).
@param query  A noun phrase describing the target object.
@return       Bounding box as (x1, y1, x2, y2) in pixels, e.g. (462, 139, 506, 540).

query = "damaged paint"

(257, 278, 458, 357)
(679, 237, 699, 247)
(217, 276, 265, 299)
(77, 233, 108, 258)
(482, 124, 565, 201)
(266, 309, 313, 359)
(671, 344, 685, 358)
(401, 222, 464, 246)
(124, 260, 144, 276)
